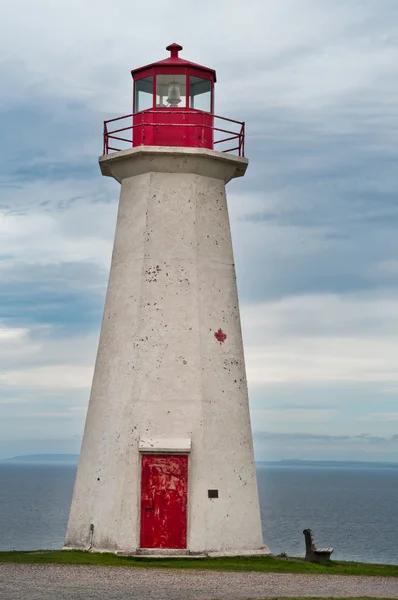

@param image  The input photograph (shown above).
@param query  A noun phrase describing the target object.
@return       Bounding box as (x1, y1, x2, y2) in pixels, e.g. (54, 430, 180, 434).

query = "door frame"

(138, 447, 190, 550)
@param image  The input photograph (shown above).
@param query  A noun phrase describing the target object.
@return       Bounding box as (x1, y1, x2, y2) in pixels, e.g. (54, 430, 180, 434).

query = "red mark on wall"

(214, 328, 227, 344)
(140, 454, 188, 549)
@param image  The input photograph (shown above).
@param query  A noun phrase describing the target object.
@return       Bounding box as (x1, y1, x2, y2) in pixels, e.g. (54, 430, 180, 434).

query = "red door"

(140, 454, 188, 549)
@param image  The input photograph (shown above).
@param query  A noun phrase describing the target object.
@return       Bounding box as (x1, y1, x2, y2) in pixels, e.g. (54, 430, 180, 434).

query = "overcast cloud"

(1, 0, 398, 460)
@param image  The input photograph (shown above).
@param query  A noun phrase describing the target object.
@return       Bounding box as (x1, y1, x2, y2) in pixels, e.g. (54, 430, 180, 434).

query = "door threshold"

(136, 548, 189, 556)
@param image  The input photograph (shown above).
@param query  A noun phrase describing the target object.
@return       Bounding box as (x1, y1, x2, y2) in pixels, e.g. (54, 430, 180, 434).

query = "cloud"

(241, 293, 398, 386)
(1, 0, 398, 460)
(252, 408, 337, 425)
(0, 324, 28, 342)
(253, 431, 395, 444)
(358, 413, 398, 422)
(2, 1, 391, 103)
(1, 210, 107, 267)
(252, 430, 398, 461)
(267, 403, 337, 410)
(0, 365, 92, 390)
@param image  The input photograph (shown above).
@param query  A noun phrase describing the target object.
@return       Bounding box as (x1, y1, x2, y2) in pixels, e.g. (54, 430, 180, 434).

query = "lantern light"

(166, 80, 181, 106)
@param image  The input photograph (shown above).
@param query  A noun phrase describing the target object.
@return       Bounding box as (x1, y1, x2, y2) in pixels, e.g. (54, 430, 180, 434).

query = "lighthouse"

(65, 43, 268, 556)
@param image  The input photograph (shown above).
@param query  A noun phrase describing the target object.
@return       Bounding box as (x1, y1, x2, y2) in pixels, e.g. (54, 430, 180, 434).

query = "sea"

(0, 462, 397, 564)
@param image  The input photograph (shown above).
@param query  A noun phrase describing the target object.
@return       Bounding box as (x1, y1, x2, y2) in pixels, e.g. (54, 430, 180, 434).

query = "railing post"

(103, 122, 107, 155)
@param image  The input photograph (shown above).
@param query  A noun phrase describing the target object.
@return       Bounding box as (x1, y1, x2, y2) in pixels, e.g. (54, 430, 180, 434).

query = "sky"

(1, 0, 398, 461)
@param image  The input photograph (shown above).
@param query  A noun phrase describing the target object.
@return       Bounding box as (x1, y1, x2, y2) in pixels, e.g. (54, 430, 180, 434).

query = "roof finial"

(166, 43, 183, 58)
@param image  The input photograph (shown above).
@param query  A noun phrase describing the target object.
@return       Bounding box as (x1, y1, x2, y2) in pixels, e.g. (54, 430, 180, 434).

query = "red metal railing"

(103, 111, 245, 157)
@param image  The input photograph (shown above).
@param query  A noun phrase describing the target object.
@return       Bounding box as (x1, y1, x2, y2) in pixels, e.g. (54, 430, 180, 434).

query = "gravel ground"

(1, 564, 398, 600)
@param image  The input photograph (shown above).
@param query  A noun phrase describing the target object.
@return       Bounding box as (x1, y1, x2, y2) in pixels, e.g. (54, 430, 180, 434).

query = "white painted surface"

(138, 437, 192, 452)
(65, 147, 268, 555)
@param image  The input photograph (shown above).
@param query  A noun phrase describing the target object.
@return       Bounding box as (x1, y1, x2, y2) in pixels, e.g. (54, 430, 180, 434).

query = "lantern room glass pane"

(134, 76, 153, 113)
(156, 74, 186, 108)
(189, 76, 211, 112)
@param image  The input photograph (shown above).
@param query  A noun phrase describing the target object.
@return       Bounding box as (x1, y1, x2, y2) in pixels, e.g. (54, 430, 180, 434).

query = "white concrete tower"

(65, 43, 268, 556)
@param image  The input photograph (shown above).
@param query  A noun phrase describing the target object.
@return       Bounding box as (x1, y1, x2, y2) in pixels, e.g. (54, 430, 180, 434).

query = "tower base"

(63, 545, 271, 557)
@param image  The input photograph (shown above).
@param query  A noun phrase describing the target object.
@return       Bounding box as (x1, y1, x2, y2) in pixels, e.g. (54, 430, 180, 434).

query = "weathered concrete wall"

(65, 147, 266, 555)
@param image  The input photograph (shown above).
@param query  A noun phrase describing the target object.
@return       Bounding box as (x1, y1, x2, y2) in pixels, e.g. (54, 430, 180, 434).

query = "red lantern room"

(103, 44, 245, 156)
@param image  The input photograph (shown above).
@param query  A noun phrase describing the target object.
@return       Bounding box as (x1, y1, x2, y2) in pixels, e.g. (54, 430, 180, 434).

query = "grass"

(0, 550, 397, 577)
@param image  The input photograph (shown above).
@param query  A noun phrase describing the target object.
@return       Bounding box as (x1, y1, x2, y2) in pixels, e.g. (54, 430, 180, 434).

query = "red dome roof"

(131, 43, 216, 82)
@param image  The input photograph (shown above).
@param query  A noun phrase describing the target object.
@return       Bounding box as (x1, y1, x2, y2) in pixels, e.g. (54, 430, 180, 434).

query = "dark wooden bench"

(303, 528, 333, 564)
